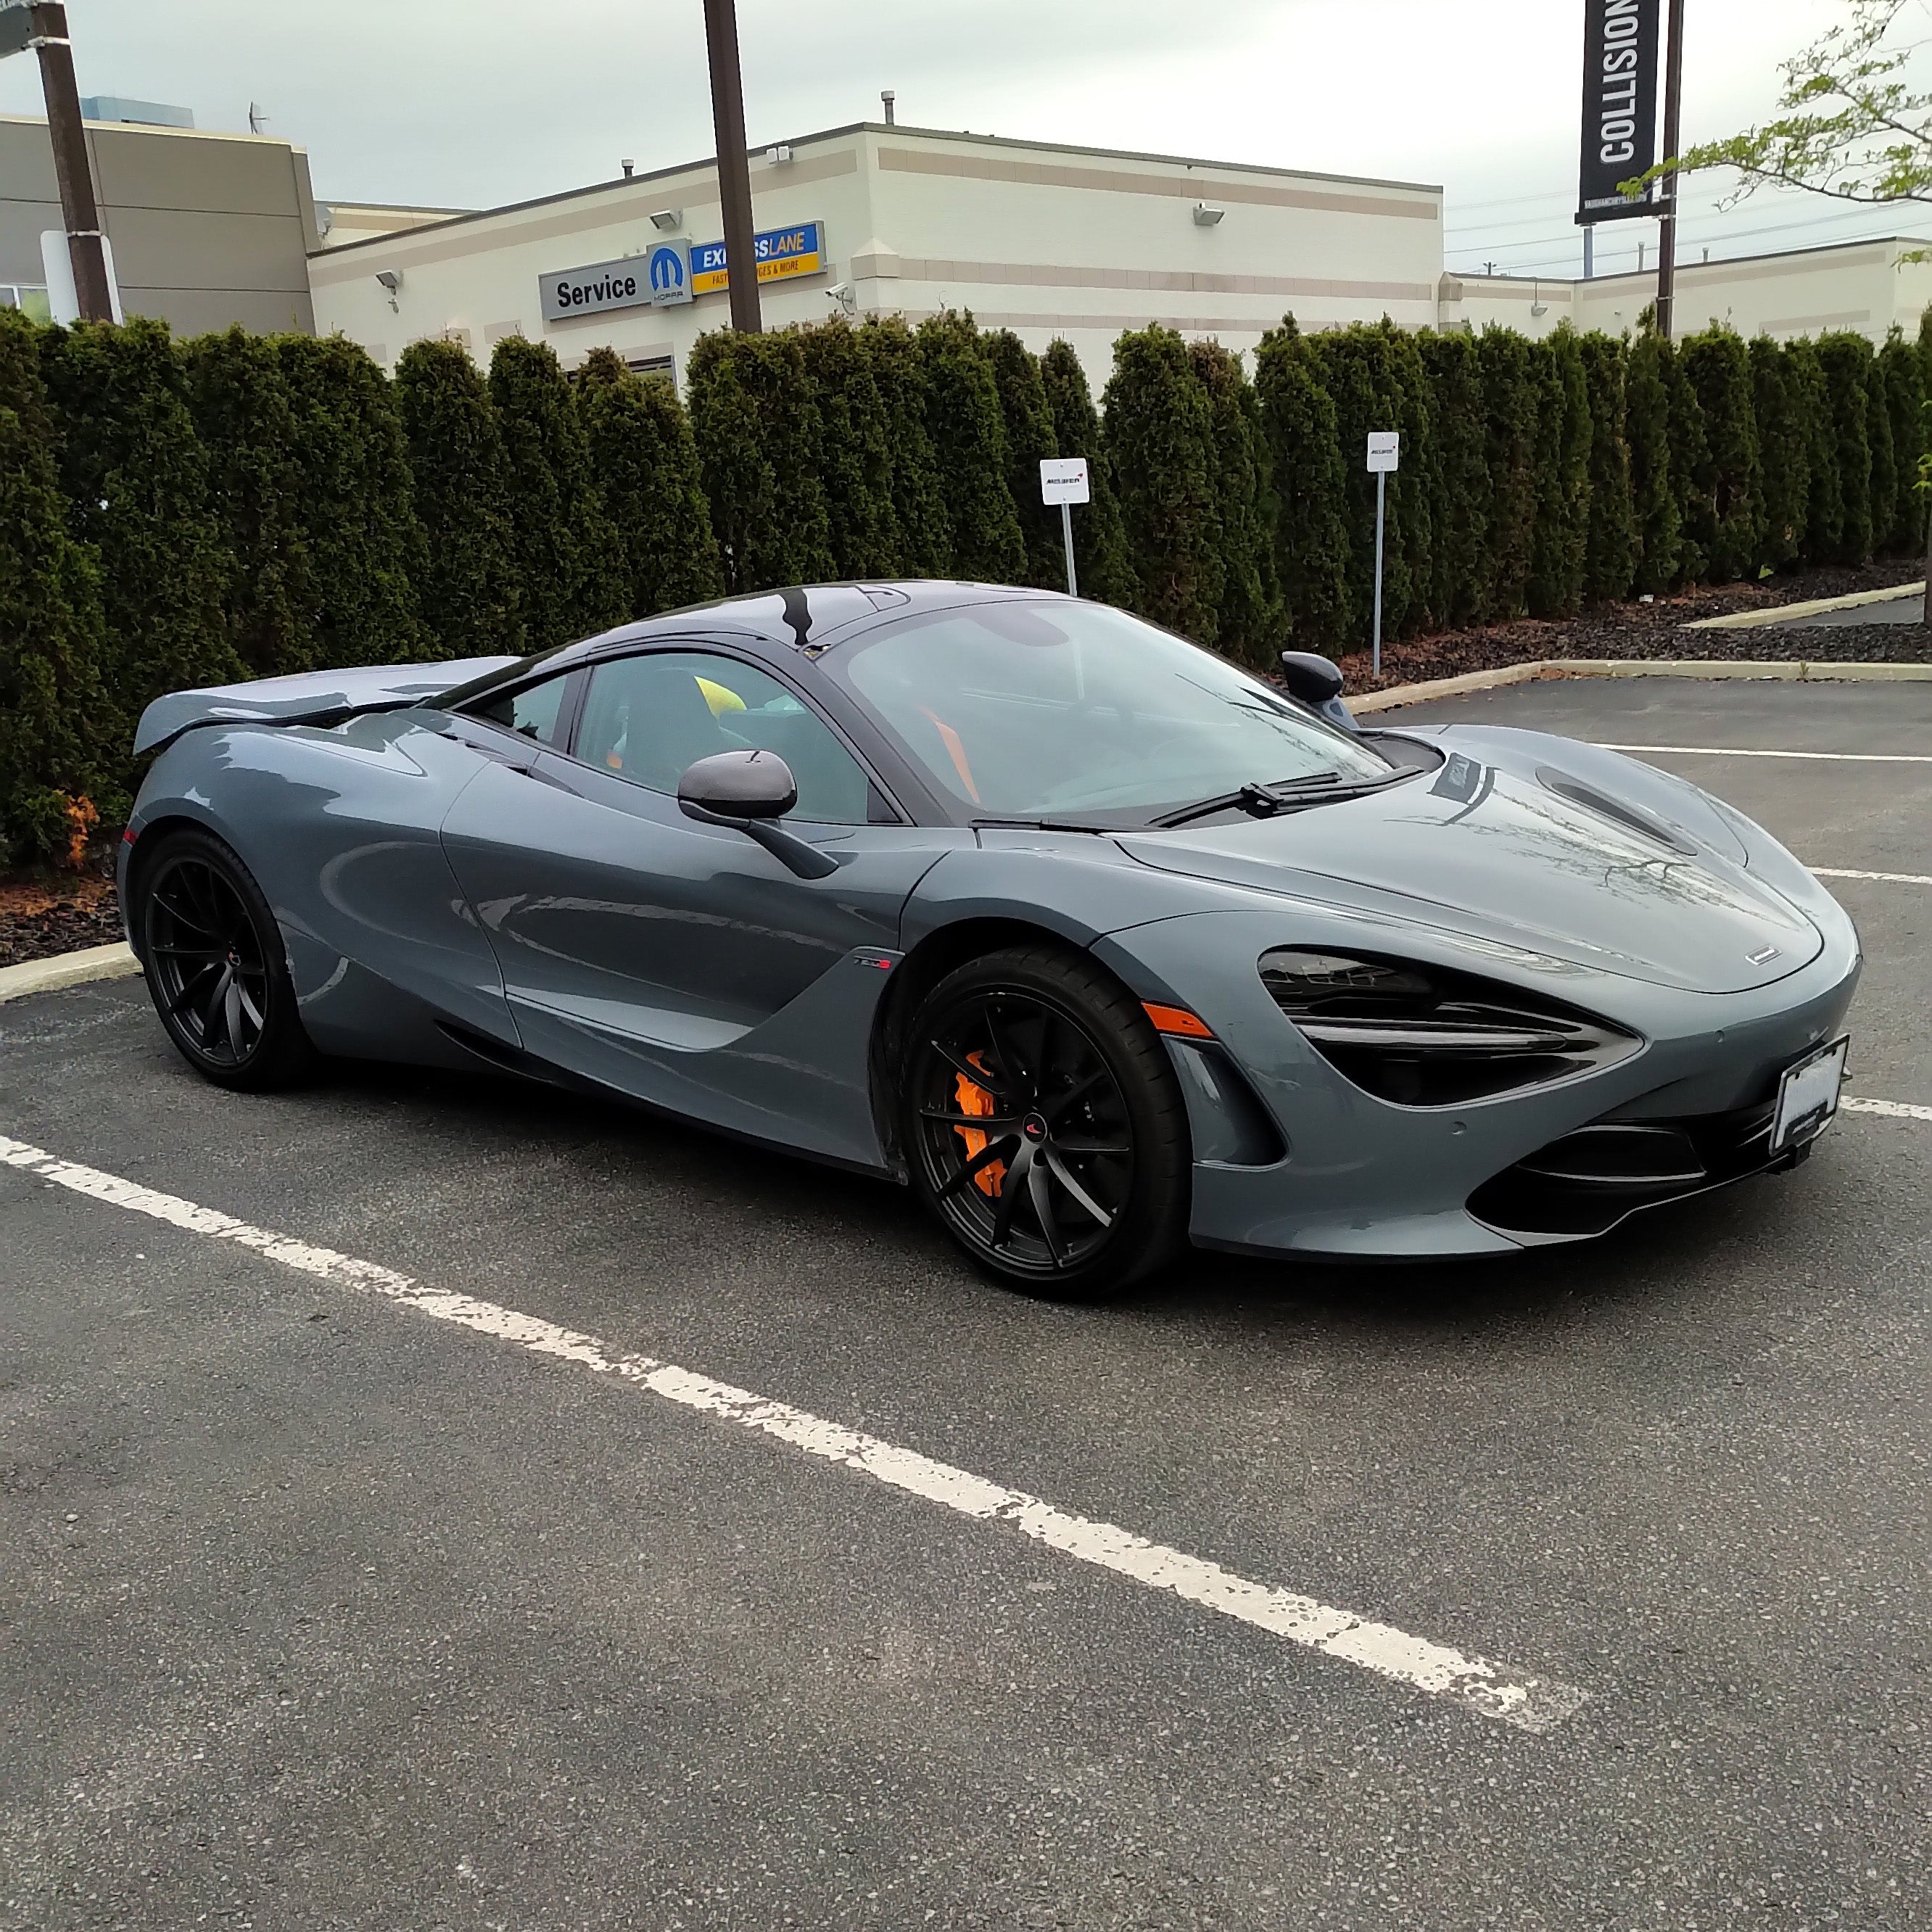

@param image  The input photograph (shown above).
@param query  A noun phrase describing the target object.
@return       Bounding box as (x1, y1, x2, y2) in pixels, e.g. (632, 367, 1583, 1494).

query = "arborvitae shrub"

(392, 338, 525, 658)
(1477, 327, 1540, 618)
(0, 309, 115, 859)
(1311, 322, 1434, 639)
(1660, 334, 1712, 586)
(687, 329, 835, 595)
(1786, 338, 1843, 564)
(1680, 328, 1762, 585)
(1750, 337, 1809, 574)
(1627, 326, 1681, 595)
(184, 326, 312, 677)
(796, 319, 899, 579)
(1418, 329, 1492, 624)
(41, 317, 242, 718)
(1816, 332, 1875, 564)
(1528, 327, 1592, 618)
(983, 329, 1067, 590)
(1867, 351, 1898, 558)
(1188, 341, 1282, 668)
(1576, 332, 1637, 603)
(1252, 317, 1350, 649)
(1878, 327, 1926, 553)
(1039, 338, 1132, 606)
(1102, 324, 1223, 645)
(859, 315, 951, 577)
(487, 334, 629, 645)
(914, 313, 1025, 583)
(577, 347, 724, 617)
(276, 333, 428, 666)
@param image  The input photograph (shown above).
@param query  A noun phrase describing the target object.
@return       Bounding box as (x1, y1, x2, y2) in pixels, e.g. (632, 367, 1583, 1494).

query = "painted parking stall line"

(0, 1131, 1585, 1735)
(1810, 868, 1932, 887)
(1842, 1097, 1932, 1123)
(1593, 743, 1932, 764)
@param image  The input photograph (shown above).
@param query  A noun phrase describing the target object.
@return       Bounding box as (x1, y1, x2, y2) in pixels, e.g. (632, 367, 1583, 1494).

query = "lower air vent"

(1259, 949, 1640, 1107)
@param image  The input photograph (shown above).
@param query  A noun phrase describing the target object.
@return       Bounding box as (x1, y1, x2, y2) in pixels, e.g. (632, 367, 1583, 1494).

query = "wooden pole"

(1656, 0, 1686, 339)
(29, 2, 112, 321)
(701, 0, 761, 334)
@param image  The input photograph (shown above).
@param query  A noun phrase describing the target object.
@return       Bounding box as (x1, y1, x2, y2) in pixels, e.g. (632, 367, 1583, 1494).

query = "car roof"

(546, 579, 1067, 670)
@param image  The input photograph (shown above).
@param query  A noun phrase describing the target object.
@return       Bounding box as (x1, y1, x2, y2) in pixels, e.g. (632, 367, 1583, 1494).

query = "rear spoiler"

(133, 656, 521, 757)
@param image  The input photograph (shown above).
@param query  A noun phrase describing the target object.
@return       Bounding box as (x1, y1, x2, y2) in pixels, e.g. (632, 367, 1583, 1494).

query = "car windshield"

(826, 600, 1395, 824)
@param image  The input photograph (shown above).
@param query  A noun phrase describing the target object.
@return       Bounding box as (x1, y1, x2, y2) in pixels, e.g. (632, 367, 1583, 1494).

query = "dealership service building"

(308, 120, 1445, 388)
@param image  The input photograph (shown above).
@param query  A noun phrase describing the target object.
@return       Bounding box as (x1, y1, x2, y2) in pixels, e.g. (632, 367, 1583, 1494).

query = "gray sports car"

(120, 582, 1860, 1298)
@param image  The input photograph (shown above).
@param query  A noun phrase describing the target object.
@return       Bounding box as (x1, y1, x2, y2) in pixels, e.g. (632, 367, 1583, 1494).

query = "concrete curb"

(0, 941, 140, 1006)
(1348, 657, 1932, 714)
(1682, 582, 1924, 630)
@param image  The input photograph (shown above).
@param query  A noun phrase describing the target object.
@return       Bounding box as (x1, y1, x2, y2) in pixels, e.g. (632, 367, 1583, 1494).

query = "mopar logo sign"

(538, 255, 653, 323)
(647, 243, 691, 307)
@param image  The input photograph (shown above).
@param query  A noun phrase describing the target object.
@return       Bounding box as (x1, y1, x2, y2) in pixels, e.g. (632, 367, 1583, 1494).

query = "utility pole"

(1656, 0, 1686, 339)
(5, 2, 112, 320)
(701, 0, 761, 333)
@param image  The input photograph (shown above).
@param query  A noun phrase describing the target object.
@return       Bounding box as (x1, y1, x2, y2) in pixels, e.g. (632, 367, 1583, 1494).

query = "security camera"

(826, 280, 856, 315)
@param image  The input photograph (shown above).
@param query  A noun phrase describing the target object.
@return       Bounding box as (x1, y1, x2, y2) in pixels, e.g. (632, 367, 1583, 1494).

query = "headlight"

(1258, 949, 1642, 1107)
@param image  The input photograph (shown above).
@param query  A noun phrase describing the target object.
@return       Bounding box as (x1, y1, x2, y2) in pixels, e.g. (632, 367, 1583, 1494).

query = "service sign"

(1578, 0, 1662, 225)
(539, 254, 656, 323)
(1040, 456, 1091, 505)
(688, 220, 827, 297)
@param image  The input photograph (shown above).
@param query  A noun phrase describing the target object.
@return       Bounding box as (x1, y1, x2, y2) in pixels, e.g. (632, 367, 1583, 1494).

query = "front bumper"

(1094, 902, 1862, 1263)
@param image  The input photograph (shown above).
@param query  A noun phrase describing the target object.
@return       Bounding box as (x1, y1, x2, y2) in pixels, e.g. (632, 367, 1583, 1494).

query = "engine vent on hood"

(1258, 949, 1643, 1107)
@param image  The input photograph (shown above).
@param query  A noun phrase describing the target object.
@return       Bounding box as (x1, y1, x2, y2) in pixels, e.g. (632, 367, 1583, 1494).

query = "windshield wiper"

(972, 816, 1110, 834)
(1151, 769, 1403, 830)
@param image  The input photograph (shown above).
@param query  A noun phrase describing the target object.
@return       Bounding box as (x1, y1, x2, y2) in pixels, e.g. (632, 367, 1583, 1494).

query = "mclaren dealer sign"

(1578, 0, 1662, 225)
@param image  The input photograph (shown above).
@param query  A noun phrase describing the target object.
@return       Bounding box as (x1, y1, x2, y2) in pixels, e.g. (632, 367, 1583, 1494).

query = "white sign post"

(1040, 456, 1091, 597)
(1366, 432, 1400, 679)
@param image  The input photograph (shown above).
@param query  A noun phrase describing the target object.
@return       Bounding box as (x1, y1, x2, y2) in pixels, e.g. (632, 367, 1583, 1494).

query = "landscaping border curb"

(1348, 658, 1932, 714)
(0, 941, 140, 1005)
(1682, 583, 1925, 630)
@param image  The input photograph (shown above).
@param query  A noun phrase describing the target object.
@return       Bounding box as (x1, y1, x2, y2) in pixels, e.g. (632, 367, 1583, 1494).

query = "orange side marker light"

(1144, 1003, 1213, 1041)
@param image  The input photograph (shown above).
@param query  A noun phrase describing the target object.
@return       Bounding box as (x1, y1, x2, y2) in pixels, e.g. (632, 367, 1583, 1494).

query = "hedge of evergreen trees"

(4, 301, 1931, 865)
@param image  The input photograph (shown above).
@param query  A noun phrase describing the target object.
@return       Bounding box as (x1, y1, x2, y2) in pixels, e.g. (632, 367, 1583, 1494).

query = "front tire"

(138, 829, 317, 1091)
(901, 945, 1191, 1301)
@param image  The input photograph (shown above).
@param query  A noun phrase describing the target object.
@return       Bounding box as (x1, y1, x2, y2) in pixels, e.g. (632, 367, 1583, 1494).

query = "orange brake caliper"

(954, 1051, 1007, 1198)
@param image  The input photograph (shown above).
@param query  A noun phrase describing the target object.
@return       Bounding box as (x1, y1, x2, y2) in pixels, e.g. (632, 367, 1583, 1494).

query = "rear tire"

(137, 829, 317, 1091)
(901, 945, 1191, 1301)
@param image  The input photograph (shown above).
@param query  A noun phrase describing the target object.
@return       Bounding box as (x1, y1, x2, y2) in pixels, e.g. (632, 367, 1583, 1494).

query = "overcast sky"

(7, 1, 1930, 278)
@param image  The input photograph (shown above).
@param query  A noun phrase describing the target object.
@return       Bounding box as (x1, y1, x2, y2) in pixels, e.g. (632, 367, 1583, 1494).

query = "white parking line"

(0, 1131, 1584, 1735)
(1843, 1097, 1932, 1123)
(1812, 868, 1932, 887)
(1595, 743, 1932, 764)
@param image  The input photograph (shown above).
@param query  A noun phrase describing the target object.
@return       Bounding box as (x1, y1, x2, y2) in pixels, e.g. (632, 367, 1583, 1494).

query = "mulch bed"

(1334, 559, 1928, 693)
(0, 876, 125, 973)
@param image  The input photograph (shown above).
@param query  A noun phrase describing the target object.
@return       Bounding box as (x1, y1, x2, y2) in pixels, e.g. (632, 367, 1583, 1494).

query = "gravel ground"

(1336, 558, 1928, 691)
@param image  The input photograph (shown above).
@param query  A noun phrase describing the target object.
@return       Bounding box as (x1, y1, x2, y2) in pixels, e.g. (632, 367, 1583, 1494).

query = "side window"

(575, 652, 872, 825)
(471, 673, 571, 746)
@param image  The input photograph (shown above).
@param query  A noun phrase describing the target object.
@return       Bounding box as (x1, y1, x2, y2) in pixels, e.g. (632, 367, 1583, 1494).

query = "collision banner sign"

(1577, 0, 1662, 226)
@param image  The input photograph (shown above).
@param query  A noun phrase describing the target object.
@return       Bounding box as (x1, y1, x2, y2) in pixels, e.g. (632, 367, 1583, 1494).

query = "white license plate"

(1772, 1037, 1850, 1152)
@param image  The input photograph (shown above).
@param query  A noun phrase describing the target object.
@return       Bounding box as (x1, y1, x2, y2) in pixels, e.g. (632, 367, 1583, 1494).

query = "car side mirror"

(677, 749, 838, 880)
(1278, 651, 1361, 735)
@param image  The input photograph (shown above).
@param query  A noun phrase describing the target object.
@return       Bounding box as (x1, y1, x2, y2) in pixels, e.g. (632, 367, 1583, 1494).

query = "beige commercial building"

(1, 110, 321, 334)
(307, 121, 1445, 389)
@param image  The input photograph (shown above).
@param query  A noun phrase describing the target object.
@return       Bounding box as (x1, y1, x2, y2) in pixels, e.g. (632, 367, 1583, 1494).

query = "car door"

(437, 646, 959, 1164)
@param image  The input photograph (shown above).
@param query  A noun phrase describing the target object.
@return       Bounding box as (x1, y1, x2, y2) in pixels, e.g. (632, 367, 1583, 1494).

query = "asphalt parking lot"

(4, 677, 1929, 1931)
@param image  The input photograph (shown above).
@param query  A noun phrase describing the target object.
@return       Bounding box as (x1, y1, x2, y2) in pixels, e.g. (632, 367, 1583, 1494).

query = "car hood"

(1115, 735, 1823, 994)
(133, 658, 520, 756)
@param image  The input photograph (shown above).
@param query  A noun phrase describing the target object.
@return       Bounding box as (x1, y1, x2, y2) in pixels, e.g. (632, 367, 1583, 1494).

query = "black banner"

(1578, 0, 1662, 225)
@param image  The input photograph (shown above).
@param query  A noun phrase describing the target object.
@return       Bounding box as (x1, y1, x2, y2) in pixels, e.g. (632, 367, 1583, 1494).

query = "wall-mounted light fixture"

(1192, 202, 1225, 227)
(375, 268, 402, 312)
(649, 208, 683, 232)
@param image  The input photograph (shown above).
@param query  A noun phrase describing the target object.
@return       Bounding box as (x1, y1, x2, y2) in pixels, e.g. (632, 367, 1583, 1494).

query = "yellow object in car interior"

(696, 676, 747, 717)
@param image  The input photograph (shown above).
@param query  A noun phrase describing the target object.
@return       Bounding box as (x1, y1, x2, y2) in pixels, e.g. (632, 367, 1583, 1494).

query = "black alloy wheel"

(904, 946, 1191, 1300)
(140, 831, 315, 1091)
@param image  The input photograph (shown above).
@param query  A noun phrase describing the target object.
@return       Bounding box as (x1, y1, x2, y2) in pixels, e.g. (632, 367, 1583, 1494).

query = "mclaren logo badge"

(1748, 945, 1783, 966)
